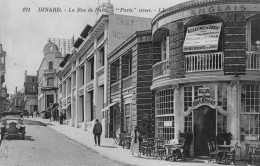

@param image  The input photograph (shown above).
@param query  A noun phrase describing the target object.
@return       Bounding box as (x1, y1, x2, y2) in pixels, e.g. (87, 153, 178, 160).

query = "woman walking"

(130, 126, 140, 157)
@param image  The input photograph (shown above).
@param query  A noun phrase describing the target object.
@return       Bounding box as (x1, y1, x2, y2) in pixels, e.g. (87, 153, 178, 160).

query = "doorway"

(194, 106, 216, 156)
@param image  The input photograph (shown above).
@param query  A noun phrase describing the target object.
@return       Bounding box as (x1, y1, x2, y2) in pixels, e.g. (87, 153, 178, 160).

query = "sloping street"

(0, 119, 131, 166)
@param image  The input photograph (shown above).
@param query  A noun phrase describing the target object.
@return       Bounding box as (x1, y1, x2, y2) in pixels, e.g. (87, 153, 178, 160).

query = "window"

(100, 47, 105, 66)
(122, 52, 132, 79)
(161, 34, 169, 61)
(110, 60, 120, 84)
(90, 57, 94, 80)
(124, 103, 131, 133)
(155, 88, 174, 140)
(47, 77, 54, 86)
(32, 85, 35, 92)
(247, 18, 260, 51)
(241, 84, 260, 141)
(217, 113, 227, 133)
(184, 113, 192, 132)
(49, 61, 53, 70)
(184, 86, 193, 111)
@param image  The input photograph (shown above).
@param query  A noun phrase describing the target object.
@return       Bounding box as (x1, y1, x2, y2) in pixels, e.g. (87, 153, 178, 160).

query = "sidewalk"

(30, 117, 249, 166)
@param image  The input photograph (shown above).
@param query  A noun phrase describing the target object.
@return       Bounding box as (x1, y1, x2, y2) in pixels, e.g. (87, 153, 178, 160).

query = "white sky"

(0, 0, 187, 94)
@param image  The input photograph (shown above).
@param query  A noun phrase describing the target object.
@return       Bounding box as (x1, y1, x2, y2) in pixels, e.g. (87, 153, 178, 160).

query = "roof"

(43, 40, 60, 54)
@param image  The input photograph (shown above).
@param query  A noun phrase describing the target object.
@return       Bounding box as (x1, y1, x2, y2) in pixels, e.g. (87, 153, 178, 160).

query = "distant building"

(10, 87, 24, 111)
(49, 38, 74, 57)
(38, 40, 62, 118)
(0, 44, 7, 114)
(24, 70, 38, 115)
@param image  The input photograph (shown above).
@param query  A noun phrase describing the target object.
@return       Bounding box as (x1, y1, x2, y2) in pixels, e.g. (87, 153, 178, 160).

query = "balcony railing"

(122, 75, 132, 90)
(246, 52, 260, 70)
(185, 52, 223, 72)
(44, 69, 56, 74)
(152, 59, 170, 79)
(111, 81, 119, 94)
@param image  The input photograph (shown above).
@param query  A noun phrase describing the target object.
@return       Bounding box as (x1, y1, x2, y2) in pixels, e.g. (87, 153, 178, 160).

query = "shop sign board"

(193, 97, 216, 107)
(164, 121, 173, 127)
(183, 23, 222, 52)
(198, 87, 210, 97)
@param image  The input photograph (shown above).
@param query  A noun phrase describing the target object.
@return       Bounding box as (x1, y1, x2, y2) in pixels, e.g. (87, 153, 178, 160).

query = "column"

(83, 61, 87, 130)
(70, 72, 75, 127)
(75, 67, 80, 127)
(230, 81, 239, 141)
(103, 43, 108, 137)
(174, 85, 181, 140)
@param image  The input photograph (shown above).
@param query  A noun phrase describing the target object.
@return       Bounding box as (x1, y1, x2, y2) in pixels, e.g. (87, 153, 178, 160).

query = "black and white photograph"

(0, 0, 260, 165)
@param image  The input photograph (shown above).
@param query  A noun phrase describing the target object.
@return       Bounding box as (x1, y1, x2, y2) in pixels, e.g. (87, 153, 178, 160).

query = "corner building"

(151, 0, 260, 157)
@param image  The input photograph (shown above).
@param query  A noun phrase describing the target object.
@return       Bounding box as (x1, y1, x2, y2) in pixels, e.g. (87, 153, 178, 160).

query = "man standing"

(93, 119, 102, 146)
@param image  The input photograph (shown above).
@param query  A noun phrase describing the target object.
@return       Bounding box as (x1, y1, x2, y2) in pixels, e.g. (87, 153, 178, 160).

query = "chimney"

(15, 86, 17, 94)
(25, 70, 27, 82)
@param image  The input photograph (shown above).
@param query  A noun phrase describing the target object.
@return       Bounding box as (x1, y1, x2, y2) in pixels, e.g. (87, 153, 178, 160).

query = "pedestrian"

(93, 119, 102, 146)
(59, 112, 63, 124)
(130, 126, 140, 157)
(31, 112, 33, 118)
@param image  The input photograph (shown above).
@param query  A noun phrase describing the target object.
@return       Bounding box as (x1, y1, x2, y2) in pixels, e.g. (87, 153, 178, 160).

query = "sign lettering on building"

(183, 23, 222, 52)
(193, 97, 216, 107)
(164, 121, 173, 127)
(153, 3, 260, 34)
(198, 87, 210, 97)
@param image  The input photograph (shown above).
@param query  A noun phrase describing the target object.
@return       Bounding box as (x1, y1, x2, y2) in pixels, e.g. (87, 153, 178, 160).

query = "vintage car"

(0, 111, 26, 139)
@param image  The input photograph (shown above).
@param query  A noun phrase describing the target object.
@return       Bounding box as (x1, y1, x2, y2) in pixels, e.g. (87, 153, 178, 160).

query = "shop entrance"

(194, 105, 216, 156)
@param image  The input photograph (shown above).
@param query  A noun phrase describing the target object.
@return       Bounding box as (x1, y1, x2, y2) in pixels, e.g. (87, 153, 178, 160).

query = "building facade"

(38, 40, 62, 118)
(0, 44, 7, 114)
(106, 30, 160, 138)
(10, 87, 25, 112)
(151, 0, 260, 157)
(57, 14, 151, 136)
(24, 70, 38, 115)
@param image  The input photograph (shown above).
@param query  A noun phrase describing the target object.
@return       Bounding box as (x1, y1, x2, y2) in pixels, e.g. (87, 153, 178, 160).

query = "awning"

(101, 102, 118, 112)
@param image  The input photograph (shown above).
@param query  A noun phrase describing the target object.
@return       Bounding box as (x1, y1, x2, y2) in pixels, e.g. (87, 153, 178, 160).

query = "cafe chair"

(208, 141, 220, 163)
(112, 131, 120, 145)
(244, 143, 252, 160)
(154, 139, 166, 160)
(226, 142, 239, 165)
(251, 145, 260, 166)
(144, 138, 155, 156)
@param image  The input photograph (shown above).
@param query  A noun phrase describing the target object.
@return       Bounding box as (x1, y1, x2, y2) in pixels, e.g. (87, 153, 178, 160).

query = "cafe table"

(164, 143, 183, 161)
(245, 142, 260, 165)
(218, 144, 234, 164)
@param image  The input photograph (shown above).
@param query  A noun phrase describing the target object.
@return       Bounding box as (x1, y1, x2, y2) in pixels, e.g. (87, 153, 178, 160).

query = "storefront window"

(217, 112, 227, 133)
(184, 113, 192, 132)
(124, 103, 131, 133)
(241, 84, 260, 141)
(155, 89, 174, 140)
(217, 84, 227, 111)
(184, 87, 192, 111)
